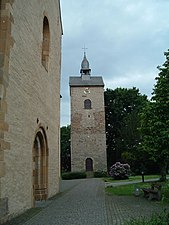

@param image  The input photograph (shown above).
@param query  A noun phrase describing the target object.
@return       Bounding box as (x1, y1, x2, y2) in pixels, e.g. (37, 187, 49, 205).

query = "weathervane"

(82, 45, 88, 55)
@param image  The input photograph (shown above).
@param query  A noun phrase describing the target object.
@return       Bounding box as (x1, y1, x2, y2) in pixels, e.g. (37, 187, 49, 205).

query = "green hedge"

(62, 172, 86, 180)
(94, 170, 108, 178)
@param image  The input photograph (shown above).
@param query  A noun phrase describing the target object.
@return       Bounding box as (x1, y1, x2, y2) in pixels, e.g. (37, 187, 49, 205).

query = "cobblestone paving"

(105, 194, 167, 225)
(23, 179, 107, 225)
(4, 179, 169, 225)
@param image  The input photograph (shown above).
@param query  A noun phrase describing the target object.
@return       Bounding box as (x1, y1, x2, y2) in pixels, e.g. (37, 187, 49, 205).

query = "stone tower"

(0, 0, 62, 222)
(69, 52, 107, 174)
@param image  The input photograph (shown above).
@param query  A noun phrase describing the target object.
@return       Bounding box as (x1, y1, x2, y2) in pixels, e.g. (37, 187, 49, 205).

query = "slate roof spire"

(80, 49, 91, 76)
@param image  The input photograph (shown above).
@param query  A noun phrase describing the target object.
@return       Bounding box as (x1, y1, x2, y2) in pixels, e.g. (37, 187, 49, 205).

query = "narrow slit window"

(42, 16, 50, 71)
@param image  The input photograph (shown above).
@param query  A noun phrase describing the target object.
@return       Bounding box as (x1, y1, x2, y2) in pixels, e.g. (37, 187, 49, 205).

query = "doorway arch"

(32, 127, 48, 202)
(85, 158, 93, 172)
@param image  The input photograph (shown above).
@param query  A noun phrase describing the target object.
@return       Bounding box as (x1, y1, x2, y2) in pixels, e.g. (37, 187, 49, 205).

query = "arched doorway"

(32, 128, 48, 202)
(86, 158, 93, 172)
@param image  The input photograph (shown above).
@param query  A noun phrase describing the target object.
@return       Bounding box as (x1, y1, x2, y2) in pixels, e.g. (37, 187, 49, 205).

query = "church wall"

(0, 0, 62, 221)
(71, 86, 107, 172)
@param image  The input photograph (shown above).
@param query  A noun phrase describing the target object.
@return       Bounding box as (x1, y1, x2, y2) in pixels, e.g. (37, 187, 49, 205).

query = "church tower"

(69, 52, 107, 175)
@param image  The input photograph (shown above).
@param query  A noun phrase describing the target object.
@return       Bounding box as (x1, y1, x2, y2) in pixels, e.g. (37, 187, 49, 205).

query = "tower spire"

(80, 46, 91, 76)
(82, 45, 88, 56)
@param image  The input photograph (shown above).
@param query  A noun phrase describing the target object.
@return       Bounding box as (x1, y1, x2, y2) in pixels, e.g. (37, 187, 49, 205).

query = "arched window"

(42, 16, 50, 71)
(84, 99, 91, 109)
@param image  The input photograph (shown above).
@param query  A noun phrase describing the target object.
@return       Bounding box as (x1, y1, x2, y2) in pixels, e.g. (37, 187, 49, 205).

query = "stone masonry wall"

(71, 86, 107, 172)
(0, 0, 14, 219)
(0, 0, 62, 221)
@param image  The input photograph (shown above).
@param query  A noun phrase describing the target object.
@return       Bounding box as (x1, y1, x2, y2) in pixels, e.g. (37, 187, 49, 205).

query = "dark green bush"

(94, 170, 108, 178)
(124, 210, 169, 225)
(61, 172, 86, 180)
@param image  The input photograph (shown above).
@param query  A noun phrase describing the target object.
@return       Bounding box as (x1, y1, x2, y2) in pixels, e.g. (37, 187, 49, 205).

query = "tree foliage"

(105, 87, 148, 171)
(141, 50, 169, 181)
(61, 125, 71, 172)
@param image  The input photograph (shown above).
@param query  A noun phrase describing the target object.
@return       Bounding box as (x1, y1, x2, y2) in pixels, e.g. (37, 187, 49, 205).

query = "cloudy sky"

(60, 0, 169, 126)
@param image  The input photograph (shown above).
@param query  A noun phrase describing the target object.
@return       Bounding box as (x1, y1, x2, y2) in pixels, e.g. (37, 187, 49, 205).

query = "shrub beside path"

(5, 178, 169, 225)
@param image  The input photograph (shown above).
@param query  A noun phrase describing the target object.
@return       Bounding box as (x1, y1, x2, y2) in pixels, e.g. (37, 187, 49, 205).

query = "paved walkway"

(5, 179, 168, 225)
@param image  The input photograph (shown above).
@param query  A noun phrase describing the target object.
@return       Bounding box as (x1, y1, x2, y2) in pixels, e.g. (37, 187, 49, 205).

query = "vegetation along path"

(7, 178, 168, 225)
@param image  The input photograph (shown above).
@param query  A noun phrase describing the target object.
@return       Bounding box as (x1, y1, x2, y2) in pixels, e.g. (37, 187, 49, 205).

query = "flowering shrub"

(109, 162, 131, 180)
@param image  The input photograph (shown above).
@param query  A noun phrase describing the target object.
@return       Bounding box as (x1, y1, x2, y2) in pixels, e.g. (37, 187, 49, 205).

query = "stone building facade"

(69, 53, 107, 174)
(0, 0, 62, 222)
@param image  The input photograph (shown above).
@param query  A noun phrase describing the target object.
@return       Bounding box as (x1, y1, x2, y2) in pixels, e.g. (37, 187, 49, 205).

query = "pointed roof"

(81, 52, 89, 69)
(80, 52, 91, 75)
(69, 51, 104, 87)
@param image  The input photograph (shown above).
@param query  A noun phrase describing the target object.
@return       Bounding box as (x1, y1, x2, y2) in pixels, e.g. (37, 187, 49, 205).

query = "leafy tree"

(105, 87, 147, 170)
(61, 125, 71, 172)
(141, 50, 169, 181)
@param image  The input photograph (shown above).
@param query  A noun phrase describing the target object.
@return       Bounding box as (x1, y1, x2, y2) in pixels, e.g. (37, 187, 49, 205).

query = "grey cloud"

(60, 0, 169, 126)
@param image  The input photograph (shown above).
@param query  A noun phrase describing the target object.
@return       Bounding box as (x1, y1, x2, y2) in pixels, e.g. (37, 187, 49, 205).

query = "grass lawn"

(104, 174, 161, 183)
(106, 182, 150, 196)
(106, 180, 169, 203)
